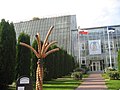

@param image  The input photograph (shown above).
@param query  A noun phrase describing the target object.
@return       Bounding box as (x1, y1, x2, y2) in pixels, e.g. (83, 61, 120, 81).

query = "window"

(81, 43, 85, 50)
(81, 57, 86, 65)
(82, 60, 85, 64)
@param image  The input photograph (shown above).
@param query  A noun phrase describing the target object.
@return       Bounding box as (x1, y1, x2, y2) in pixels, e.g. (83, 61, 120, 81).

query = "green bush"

(105, 67, 116, 72)
(102, 74, 109, 79)
(81, 65, 89, 74)
(108, 71, 120, 80)
(71, 72, 82, 80)
(73, 67, 88, 74)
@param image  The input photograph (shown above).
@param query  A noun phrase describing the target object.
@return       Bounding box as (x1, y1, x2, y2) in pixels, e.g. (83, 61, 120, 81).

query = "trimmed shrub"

(81, 65, 89, 74)
(73, 67, 88, 74)
(108, 71, 120, 80)
(71, 72, 82, 80)
(104, 67, 117, 73)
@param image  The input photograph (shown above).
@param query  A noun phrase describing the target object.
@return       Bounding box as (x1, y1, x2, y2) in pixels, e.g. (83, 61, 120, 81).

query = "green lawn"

(105, 80, 120, 90)
(43, 74, 89, 90)
(8, 87, 15, 90)
(43, 77, 81, 90)
(8, 75, 83, 90)
(102, 74, 120, 90)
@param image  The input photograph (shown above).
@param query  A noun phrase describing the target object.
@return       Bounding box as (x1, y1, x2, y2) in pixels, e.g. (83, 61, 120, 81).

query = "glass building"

(14, 15, 78, 57)
(79, 25, 120, 72)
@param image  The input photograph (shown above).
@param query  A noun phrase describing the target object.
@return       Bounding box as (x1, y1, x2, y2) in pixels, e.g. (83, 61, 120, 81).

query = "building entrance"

(91, 61, 100, 71)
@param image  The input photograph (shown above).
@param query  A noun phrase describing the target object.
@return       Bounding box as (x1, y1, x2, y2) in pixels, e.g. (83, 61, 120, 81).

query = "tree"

(16, 32, 31, 78)
(44, 47, 76, 80)
(118, 50, 120, 72)
(0, 19, 16, 88)
(32, 17, 40, 20)
(31, 40, 38, 82)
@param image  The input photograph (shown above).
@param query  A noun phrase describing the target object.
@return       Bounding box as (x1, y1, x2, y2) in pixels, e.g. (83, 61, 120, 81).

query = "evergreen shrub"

(108, 71, 120, 80)
(71, 72, 82, 80)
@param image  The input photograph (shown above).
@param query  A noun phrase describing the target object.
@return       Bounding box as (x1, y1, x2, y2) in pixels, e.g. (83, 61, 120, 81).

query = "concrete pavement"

(75, 73, 108, 90)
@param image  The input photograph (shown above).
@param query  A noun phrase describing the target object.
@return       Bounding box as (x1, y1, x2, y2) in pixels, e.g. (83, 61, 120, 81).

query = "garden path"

(75, 73, 108, 90)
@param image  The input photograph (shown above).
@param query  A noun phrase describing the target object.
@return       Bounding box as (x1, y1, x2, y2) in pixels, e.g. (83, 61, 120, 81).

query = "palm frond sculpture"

(20, 26, 59, 90)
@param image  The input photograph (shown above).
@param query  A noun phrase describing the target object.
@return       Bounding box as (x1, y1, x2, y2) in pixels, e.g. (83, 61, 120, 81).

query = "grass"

(8, 87, 15, 90)
(42, 74, 89, 90)
(83, 74, 89, 78)
(43, 76, 81, 90)
(106, 80, 120, 90)
(8, 75, 85, 90)
(102, 74, 120, 90)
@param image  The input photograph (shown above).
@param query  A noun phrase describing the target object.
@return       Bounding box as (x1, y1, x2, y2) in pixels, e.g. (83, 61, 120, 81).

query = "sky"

(0, 0, 120, 28)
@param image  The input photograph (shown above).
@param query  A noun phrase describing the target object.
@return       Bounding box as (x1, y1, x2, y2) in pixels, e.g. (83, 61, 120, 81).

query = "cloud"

(78, 0, 120, 28)
(0, 0, 120, 28)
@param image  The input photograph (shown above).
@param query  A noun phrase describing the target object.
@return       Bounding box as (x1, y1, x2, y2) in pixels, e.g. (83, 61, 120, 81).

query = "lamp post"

(107, 26, 114, 68)
(78, 26, 81, 67)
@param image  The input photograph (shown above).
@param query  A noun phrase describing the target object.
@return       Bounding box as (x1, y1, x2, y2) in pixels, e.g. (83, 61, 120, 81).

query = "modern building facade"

(14, 14, 120, 72)
(14, 15, 78, 57)
(79, 25, 120, 72)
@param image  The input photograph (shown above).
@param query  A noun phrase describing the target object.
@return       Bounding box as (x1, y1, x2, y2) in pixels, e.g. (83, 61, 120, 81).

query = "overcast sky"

(0, 0, 120, 28)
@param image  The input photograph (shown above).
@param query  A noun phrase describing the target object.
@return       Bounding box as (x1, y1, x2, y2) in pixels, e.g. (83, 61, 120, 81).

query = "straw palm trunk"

(36, 59, 43, 90)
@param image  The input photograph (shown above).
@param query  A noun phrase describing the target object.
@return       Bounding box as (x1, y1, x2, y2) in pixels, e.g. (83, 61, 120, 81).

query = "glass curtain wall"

(79, 25, 120, 71)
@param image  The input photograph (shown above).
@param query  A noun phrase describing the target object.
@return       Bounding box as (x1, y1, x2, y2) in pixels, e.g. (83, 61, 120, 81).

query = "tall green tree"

(0, 19, 16, 87)
(43, 46, 76, 80)
(27, 39, 76, 81)
(16, 32, 31, 78)
(118, 50, 120, 72)
(31, 40, 38, 81)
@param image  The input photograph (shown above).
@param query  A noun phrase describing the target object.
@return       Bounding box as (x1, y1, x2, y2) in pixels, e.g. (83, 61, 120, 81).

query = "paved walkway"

(75, 73, 108, 90)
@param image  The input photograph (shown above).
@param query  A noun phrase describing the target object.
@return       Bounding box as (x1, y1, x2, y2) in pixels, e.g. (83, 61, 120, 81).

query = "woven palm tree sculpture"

(20, 26, 59, 90)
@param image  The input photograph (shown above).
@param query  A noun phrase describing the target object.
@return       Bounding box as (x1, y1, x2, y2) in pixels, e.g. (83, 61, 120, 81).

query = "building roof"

(80, 24, 120, 30)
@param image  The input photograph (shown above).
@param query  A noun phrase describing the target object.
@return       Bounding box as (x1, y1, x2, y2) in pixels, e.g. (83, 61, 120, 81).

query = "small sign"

(18, 86, 24, 90)
(16, 76, 33, 90)
(20, 77, 29, 84)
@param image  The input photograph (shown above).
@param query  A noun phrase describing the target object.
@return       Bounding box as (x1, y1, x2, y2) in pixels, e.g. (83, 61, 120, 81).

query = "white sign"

(88, 40, 101, 55)
(20, 77, 29, 84)
(18, 86, 24, 90)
